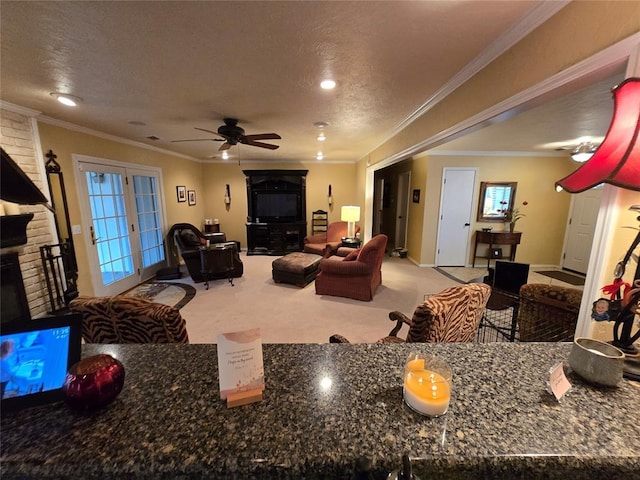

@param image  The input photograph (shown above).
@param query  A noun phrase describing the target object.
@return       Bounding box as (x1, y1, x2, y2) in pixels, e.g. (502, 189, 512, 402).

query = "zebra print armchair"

(330, 283, 491, 344)
(69, 296, 189, 344)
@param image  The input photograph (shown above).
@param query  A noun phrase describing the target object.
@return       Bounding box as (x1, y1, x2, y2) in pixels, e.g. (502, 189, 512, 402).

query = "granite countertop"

(2, 343, 639, 479)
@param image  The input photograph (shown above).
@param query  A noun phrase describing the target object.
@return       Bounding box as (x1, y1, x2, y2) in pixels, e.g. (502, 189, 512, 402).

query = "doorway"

(395, 171, 411, 249)
(436, 168, 477, 266)
(75, 157, 166, 296)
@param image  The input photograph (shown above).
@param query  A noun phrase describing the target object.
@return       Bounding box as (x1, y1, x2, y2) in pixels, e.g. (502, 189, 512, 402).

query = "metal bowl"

(568, 337, 625, 387)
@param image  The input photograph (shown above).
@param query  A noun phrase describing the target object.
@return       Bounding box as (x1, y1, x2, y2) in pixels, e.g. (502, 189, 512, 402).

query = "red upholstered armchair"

(303, 221, 360, 256)
(315, 234, 388, 301)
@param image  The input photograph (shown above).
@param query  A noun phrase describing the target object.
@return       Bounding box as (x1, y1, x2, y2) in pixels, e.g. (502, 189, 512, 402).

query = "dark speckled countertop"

(1, 343, 639, 479)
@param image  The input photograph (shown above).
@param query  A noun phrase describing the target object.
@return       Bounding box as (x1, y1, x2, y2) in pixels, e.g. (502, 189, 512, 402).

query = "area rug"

(124, 282, 196, 309)
(536, 270, 585, 286)
(435, 267, 488, 284)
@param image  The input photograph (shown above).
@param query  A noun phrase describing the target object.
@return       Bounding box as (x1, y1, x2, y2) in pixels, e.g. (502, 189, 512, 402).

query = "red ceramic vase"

(63, 354, 125, 411)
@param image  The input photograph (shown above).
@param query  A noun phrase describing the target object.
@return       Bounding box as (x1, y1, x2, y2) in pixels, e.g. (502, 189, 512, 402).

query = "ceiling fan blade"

(244, 133, 281, 141)
(242, 139, 280, 150)
(218, 142, 232, 151)
(195, 127, 223, 137)
(171, 138, 218, 143)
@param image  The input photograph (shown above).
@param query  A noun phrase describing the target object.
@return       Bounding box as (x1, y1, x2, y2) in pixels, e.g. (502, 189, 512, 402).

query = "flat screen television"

(253, 192, 301, 222)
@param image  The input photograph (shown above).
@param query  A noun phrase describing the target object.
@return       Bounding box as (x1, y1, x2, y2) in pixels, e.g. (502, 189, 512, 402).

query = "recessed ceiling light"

(50, 92, 82, 107)
(314, 121, 330, 128)
(320, 79, 336, 90)
(316, 152, 324, 160)
(317, 132, 326, 141)
(128, 120, 146, 126)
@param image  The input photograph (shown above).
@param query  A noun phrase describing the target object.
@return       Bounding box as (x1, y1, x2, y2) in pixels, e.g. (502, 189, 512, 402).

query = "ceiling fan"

(555, 141, 600, 162)
(172, 118, 281, 151)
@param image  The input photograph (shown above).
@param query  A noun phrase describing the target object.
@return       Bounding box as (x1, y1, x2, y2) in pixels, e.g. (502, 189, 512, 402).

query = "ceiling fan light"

(570, 142, 597, 162)
(222, 151, 229, 160)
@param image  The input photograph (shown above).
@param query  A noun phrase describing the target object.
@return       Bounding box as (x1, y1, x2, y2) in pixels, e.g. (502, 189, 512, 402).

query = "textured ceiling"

(0, 1, 616, 164)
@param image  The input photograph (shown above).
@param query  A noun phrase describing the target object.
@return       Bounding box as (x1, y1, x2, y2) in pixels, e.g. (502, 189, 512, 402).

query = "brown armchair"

(330, 283, 491, 343)
(303, 221, 360, 256)
(69, 295, 189, 344)
(517, 283, 583, 342)
(315, 234, 387, 301)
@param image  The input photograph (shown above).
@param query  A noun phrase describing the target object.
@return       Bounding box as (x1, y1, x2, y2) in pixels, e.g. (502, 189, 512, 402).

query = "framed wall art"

(176, 186, 186, 203)
(187, 190, 196, 206)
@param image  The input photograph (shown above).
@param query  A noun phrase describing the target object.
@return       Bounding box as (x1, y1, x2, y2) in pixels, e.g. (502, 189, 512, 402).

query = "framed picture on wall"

(176, 186, 187, 203)
(188, 190, 196, 206)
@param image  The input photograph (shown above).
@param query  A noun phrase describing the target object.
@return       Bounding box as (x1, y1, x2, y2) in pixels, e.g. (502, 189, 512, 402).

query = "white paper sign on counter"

(217, 328, 265, 402)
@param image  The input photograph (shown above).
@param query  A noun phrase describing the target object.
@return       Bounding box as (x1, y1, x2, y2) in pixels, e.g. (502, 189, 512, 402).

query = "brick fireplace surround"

(1, 105, 56, 320)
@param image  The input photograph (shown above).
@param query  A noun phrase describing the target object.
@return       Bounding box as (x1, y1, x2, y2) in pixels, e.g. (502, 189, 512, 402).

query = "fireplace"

(0, 252, 30, 324)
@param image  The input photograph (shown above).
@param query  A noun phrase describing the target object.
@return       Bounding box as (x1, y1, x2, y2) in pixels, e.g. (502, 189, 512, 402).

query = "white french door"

(75, 158, 166, 296)
(129, 168, 166, 280)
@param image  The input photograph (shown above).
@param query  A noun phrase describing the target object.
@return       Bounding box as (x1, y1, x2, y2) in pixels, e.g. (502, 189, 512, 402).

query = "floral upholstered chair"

(330, 282, 491, 343)
(69, 296, 189, 344)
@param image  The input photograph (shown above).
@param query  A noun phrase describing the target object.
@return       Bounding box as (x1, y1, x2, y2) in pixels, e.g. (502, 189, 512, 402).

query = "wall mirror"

(477, 181, 517, 222)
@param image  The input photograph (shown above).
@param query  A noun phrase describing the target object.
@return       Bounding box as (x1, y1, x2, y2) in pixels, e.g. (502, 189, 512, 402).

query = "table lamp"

(341, 205, 360, 239)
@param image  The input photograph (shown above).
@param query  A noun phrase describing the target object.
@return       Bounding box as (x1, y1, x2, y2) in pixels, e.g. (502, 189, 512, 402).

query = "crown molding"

(361, 1, 570, 163)
(0, 100, 41, 117)
(37, 115, 203, 163)
(367, 32, 640, 170)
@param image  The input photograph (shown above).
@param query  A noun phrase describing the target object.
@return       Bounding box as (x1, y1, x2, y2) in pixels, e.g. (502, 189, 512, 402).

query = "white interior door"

(436, 168, 477, 266)
(395, 171, 410, 248)
(563, 187, 602, 274)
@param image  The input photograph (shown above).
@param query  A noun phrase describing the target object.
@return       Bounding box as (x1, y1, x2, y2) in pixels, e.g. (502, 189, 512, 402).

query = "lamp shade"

(555, 77, 640, 193)
(341, 206, 360, 222)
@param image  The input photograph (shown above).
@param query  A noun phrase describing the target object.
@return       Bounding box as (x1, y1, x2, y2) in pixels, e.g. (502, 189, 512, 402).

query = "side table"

(472, 230, 522, 268)
(199, 244, 235, 289)
(341, 237, 361, 248)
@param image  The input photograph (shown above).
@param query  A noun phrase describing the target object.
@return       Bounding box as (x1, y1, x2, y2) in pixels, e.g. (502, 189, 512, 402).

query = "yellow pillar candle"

(403, 367, 451, 417)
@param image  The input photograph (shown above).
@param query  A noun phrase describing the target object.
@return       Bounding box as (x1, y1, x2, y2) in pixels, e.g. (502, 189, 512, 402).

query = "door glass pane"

(133, 175, 165, 268)
(85, 171, 135, 286)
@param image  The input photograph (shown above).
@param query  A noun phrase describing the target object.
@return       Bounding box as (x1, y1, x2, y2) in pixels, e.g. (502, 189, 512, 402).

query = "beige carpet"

(166, 255, 461, 344)
(162, 256, 582, 344)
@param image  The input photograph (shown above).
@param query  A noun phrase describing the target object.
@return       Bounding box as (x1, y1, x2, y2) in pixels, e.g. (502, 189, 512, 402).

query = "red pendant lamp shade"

(556, 77, 640, 193)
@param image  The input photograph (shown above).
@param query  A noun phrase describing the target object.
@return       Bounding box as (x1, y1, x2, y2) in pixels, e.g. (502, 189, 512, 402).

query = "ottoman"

(272, 252, 323, 287)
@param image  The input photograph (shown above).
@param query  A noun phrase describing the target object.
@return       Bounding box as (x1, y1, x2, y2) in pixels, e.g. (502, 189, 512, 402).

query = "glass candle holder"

(403, 353, 452, 417)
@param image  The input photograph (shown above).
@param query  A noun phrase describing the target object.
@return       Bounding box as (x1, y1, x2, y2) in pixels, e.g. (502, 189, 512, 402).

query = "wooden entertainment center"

(243, 170, 307, 256)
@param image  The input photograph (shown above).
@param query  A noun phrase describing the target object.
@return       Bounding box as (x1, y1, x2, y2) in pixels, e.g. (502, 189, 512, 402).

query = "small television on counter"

(1, 314, 82, 411)
(252, 191, 302, 223)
